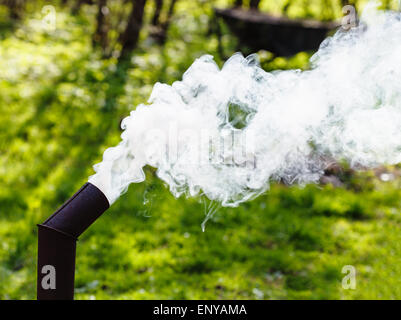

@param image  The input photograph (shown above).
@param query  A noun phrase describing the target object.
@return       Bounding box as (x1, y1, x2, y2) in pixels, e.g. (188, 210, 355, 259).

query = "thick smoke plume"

(90, 4, 401, 207)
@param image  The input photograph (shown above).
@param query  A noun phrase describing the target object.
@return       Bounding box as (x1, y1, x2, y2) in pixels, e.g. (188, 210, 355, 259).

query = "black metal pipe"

(37, 182, 109, 300)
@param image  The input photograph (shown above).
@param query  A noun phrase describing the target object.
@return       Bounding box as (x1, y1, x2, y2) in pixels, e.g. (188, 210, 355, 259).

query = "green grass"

(1, 1, 401, 300)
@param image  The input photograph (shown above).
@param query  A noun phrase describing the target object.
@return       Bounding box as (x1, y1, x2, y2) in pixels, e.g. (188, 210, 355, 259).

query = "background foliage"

(1, 0, 401, 299)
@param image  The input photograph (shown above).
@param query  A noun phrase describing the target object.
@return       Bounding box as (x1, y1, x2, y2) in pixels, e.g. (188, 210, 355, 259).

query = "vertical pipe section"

(37, 183, 109, 300)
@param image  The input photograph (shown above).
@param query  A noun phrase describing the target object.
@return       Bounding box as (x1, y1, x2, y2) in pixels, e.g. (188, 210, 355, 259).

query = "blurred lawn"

(1, 0, 401, 300)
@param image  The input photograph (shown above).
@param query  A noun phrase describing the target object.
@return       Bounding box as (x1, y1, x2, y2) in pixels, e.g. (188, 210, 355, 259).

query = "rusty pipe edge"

(37, 182, 110, 300)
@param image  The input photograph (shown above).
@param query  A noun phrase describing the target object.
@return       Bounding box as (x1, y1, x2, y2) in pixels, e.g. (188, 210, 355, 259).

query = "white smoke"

(89, 4, 401, 207)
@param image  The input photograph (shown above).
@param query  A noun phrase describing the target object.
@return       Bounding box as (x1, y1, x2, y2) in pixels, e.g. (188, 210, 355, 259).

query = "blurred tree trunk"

(120, 0, 147, 59)
(71, 0, 94, 14)
(72, 0, 84, 14)
(3, 0, 26, 20)
(282, 0, 292, 16)
(93, 0, 109, 56)
(249, 0, 261, 10)
(340, 0, 352, 6)
(149, 0, 177, 45)
(159, 0, 177, 42)
(233, 0, 243, 8)
(340, 1, 358, 8)
(152, 0, 163, 26)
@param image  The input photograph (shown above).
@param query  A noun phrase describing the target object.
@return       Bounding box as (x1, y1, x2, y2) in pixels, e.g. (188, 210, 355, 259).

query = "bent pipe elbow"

(37, 183, 109, 300)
